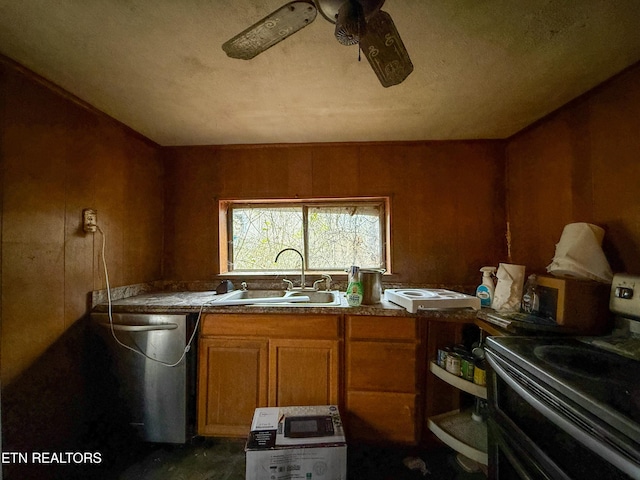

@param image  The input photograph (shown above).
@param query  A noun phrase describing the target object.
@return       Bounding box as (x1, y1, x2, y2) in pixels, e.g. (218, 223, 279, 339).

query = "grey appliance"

(485, 273, 640, 479)
(91, 312, 196, 444)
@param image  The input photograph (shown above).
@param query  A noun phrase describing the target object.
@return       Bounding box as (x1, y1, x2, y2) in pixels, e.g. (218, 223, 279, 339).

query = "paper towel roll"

(491, 263, 526, 312)
(546, 222, 612, 283)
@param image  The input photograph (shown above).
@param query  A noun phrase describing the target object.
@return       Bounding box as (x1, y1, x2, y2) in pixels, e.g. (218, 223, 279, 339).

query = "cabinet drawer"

(348, 341, 417, 392)
(347, 316, 418, 341)
(346, 391, 418, 444)
(202, 314, 341, 339)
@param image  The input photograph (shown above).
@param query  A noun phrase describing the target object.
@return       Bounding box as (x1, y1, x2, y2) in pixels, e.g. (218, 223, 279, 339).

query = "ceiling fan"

(222, 0, 413, 87)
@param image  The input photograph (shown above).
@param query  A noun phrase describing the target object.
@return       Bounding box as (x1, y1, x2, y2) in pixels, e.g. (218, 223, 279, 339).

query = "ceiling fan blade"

(222, 1, 317, 60)
(359, 10, 413, 87)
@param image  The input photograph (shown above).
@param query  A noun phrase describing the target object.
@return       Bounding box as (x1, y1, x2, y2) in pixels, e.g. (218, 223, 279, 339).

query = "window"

(219, 198, 389, 273)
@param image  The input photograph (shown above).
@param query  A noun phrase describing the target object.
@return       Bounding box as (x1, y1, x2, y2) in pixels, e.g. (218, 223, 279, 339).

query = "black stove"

(484, 274, 640, 479)
(487, 335, 640, 441)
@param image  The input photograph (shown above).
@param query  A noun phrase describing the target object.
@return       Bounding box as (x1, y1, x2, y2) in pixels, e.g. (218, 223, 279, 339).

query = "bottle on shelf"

(521, 274, 539, 313)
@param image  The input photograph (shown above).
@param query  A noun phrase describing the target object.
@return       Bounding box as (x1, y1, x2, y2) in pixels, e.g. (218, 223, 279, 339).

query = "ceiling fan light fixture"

(334, 0, 365, 46)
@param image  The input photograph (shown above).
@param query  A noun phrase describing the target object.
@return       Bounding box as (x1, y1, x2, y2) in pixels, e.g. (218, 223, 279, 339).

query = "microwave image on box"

(246, 406, 347, 480)
(284, 415, 335, 438)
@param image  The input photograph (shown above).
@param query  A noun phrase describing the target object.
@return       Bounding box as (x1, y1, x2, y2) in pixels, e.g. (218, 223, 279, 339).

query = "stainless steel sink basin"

(286, 291, 337, 303)
(226, 289, 288, 299)
(213, 289, 341, 307)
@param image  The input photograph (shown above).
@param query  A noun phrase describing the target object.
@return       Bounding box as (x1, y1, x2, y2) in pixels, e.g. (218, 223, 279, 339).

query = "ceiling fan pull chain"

(357, 10, 361, 62)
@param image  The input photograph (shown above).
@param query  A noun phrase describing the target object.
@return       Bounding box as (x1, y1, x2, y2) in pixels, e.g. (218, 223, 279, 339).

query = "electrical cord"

(97, 225, 206, 367)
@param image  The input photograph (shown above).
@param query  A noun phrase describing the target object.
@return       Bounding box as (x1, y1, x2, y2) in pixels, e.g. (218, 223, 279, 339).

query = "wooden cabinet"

(345, 315, 423, 444)
(197, 337, 268, 436)
(269, 338, 340, 406)
(197, 313, 342, 437)
(197, 311, 477, 443)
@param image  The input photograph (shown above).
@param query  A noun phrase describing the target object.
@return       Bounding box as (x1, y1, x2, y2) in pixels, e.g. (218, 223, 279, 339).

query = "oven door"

(486, 349, 639, 479)
(487, 417, 563, 480)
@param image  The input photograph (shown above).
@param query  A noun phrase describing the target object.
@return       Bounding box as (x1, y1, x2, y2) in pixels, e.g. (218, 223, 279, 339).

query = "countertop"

(92, 289, 479, 321)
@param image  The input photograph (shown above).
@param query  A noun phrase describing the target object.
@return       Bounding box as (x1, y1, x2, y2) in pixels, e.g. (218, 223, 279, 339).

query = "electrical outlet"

(83, 208, 97, 233)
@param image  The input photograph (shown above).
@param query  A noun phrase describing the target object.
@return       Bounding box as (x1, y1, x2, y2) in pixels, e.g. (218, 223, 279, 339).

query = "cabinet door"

(197, 337, 268, 437)
(269, 339, 340, 407)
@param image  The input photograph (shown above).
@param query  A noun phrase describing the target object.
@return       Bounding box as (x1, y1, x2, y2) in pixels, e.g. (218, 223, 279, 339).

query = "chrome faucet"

(313, 274, 333, 291)
(274, 248, 305, 289)
(322, 273, 332, 290)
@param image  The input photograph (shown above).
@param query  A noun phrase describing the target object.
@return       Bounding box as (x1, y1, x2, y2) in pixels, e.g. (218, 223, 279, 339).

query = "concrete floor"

(108, 438, 487, 480)
(117, 438, 246, 480)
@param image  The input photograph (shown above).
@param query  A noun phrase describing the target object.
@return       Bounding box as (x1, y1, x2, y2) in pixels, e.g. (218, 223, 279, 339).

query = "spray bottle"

(476, 266, 496, 307)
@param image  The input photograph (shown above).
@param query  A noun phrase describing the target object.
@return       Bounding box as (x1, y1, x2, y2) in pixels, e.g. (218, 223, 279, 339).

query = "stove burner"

(534, 345, 624, 380)
(491, 336, 640, 427)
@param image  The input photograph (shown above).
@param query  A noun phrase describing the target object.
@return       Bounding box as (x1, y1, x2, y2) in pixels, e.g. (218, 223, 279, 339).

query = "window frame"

(218, 197, 391, 275)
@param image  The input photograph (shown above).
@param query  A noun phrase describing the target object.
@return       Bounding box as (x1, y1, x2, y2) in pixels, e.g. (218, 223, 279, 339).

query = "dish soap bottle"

(346, 266, 363, 307)
(476, 266, 496, 307)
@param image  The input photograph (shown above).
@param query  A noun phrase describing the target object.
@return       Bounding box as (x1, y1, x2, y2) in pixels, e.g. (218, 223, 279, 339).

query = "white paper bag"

(491, 263, 526, 312)
(546, 222, 613, 283)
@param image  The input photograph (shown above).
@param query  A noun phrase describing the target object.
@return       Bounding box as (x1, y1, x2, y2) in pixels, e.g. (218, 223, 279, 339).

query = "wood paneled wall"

(0, 58, 164, 385)
(163, 141, 508, 286)
(506, 63, 640, 275)
(1, 47, 639, 475)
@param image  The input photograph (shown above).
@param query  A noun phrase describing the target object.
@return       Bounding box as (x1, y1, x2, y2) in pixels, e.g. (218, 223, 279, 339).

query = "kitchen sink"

(213, 289, 341, 307)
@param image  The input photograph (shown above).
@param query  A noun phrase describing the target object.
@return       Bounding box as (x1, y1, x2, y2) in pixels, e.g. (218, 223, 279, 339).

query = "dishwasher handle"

(98, 322, 178, 332)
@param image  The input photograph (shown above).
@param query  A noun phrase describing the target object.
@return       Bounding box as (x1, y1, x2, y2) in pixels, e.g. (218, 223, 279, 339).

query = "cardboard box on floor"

(245, 405, 347, 480)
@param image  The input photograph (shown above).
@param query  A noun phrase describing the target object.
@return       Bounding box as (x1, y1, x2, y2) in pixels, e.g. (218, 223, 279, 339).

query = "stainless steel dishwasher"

(90, 312, 196, 444)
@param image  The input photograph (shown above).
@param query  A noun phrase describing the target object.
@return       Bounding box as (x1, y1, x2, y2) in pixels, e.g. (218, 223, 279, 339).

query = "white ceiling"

(1, 0, 639, 146)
